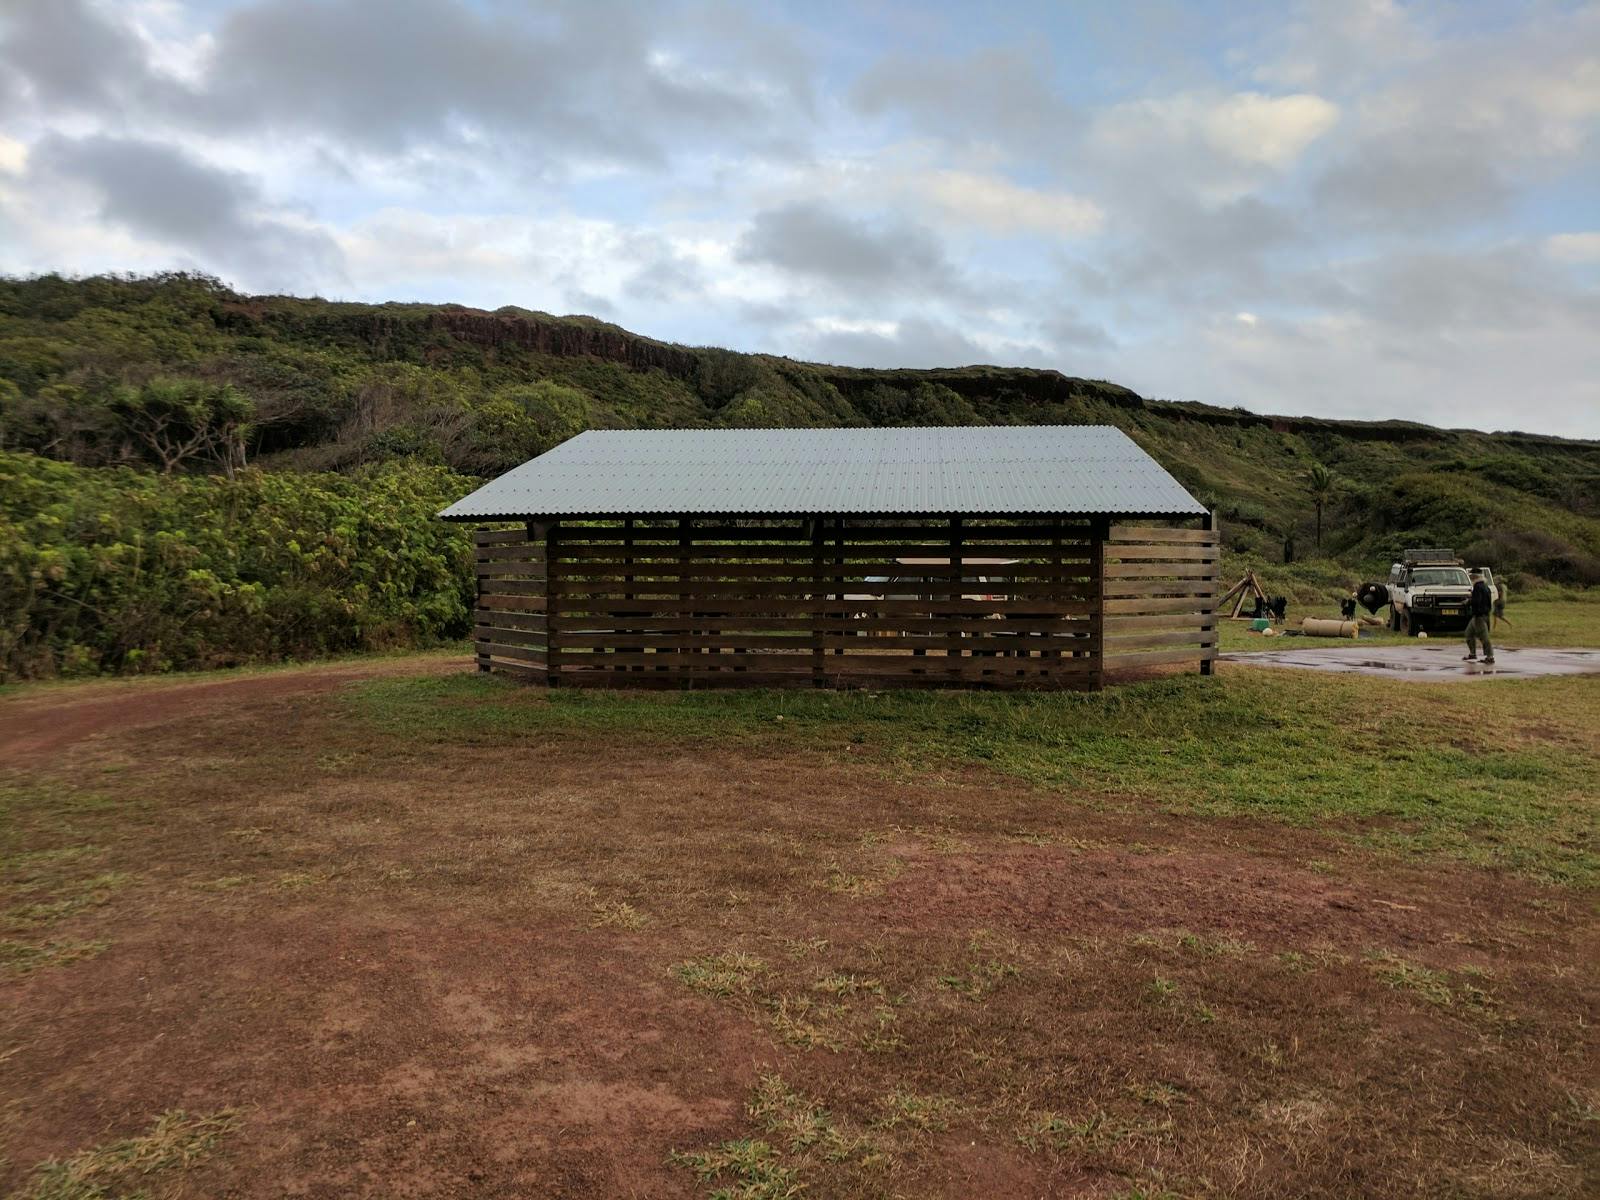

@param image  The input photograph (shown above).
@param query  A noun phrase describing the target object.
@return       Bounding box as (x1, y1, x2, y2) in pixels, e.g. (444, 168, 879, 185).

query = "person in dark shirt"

(1464, 568, 1495, 664)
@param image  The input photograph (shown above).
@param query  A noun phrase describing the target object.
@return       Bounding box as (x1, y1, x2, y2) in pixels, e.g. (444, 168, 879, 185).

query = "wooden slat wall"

(1102, 523, 1219, 671)
(474, 525, 548, 678)
(476, 517, 1216, 688)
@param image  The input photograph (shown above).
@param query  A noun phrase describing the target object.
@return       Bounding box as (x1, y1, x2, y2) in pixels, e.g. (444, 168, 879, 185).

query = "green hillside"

(2, 272, 1597, 677)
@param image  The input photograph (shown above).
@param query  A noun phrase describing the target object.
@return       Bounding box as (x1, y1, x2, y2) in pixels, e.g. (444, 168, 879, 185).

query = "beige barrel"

(1301, 618, 1359, 638)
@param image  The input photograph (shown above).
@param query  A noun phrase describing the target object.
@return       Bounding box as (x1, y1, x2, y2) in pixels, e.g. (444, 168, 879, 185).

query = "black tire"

(1388, 606, 1400, 632)
(1399, 610, 1414, 636)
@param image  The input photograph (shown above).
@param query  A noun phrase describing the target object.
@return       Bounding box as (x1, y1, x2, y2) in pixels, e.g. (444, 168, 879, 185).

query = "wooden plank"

(819, 633, 1100, 653)
(821, 655, 1095, 679)
(1107, 525, 1216, 544)
(1103, 612, 1215, 631)
(484, 657, 547, 681)
(547, 542, 1092, 563)
(473, 610, 547, 631)
(475, 542, 541, 560)
(1103, 595, 1213, 615)
(1103, 629, 1217, 650)
(547, 597, 1097, 617)
(477, 579, 549, 597)
(1102, 579, 1217, 599)
(473, 528, 530, 546)
(548, 585, 1097, 605)
(476, 641, 549, 663)
(476, 563, 549, 579)
(1104, 561, 1218, 579)
(559, 652, 814, 671)
(544, 560, 1096, 581)
(544, 614, 1090, 636)
(477, 594, 548, 612)
(1104, 646, 1221, 667)
(1104, 544, 1219, 561)
(474, 626, 548, 649)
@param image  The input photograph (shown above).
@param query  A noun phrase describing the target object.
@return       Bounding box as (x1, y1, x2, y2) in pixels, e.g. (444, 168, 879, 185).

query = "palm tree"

(1306, 462, 1336, 552)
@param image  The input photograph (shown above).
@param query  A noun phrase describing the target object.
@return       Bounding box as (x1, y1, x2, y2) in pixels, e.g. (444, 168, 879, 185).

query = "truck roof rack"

(1402, 548, 1461, 565)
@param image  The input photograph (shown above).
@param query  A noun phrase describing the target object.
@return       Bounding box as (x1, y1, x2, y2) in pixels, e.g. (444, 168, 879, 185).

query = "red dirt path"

(0, 654, 465, 767)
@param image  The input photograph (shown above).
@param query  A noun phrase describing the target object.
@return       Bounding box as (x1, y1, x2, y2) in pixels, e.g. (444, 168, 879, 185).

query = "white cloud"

(1093, 90, 1339, 170)
(920, 169, 1104, 237)
(0, 134, 27, 173)
(1204, 92, 1341, 166)
(1545, 232, 1600, 264)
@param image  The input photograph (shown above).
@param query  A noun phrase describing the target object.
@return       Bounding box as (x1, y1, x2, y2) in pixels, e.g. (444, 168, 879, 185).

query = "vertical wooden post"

(833, 518, 846, 657)
(543, 520, 560, 688)
(679, 517, 695, 681)
(1090, 516, 1108, 692)
(475, 527, 491, 672)
(948, 515, 962, 679)
(1048, 526, 1064, 683)
(623, 518, 637, 672)
(811, 518, 825, 687)
(1200, 510, 1217, 677)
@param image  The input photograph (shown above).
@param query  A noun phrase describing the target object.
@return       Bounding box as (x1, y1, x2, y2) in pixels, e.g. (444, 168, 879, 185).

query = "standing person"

(1464, 568, 1495, 664)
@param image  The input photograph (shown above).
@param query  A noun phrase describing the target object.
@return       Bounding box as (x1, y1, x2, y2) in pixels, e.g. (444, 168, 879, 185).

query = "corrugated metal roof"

(438, 425, 1207, 519)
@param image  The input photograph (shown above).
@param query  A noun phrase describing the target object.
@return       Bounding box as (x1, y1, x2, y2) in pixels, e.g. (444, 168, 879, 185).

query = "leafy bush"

(0, 452, 476, 679)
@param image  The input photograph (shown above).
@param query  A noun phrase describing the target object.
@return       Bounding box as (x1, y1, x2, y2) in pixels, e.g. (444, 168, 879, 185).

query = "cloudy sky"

(2, 0, 1598, 437)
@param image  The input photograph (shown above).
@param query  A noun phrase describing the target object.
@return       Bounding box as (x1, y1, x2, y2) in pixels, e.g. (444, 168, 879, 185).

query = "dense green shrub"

(0, 452, 475, 679)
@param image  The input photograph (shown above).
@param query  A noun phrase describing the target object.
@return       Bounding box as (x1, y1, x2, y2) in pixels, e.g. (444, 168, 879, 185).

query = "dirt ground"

(2, 656, 1596, 1198)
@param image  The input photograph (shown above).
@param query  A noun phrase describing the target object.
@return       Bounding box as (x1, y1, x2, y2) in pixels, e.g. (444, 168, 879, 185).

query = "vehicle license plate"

(1440, 608, 1460, 616)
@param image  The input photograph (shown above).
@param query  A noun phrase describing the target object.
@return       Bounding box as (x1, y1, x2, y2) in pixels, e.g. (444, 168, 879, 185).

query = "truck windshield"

(1412, 568, 1470, 586)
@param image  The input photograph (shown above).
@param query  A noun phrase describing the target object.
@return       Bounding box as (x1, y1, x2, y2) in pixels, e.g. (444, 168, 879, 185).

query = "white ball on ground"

(1418, 631, 1428, 639)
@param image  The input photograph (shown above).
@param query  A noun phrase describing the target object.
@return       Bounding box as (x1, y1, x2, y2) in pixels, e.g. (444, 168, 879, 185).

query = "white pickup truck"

(1385, 549, 1497, 636)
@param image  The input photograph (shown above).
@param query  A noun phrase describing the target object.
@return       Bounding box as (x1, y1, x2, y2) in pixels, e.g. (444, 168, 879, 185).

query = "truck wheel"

(1388, 607, 1400, 632)
(1399, 611, 1413, 636)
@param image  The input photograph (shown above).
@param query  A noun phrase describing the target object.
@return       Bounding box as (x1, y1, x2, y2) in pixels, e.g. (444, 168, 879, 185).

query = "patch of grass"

(0, 937, 109, 975)
(591, 899, 648, 929)
(672, 952, 767, 998)
(5, 871, 127, 929)
(673, 1077, 883, 1198)
(812, 972, 883, 998)
(766, 996, 849, 1051)
(782, 937, 829, 958)
(11, 1109, 239, 1200)
(748, 1075, 880, 1164)
(1366, 951, 1498, 1012)
(936, 957, 1019, 1000)
(875, 1089, 958, 1133)
(275, 870, 330, 890)
(668, 1139, 801, 1200)
(1147, 974, 1180, 1001)
(191, 875, 250, 892)
(1017, 1108, 1171, 1153)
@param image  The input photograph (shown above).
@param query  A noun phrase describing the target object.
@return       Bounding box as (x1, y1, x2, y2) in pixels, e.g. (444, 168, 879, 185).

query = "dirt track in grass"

(2, 659, 1596, 1198)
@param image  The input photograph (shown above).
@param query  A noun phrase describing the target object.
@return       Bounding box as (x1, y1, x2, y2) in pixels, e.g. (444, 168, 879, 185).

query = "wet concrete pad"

(1222, 643, 1600, 681)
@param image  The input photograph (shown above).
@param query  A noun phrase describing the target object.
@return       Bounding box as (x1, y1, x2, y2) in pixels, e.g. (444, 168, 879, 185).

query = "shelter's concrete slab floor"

(1223, 643, 1600, 681)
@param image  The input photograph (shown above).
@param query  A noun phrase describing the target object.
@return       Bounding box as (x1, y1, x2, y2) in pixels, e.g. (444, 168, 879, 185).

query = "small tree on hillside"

(1306, 462, 1336, 552)
(111, 379, 254, 476)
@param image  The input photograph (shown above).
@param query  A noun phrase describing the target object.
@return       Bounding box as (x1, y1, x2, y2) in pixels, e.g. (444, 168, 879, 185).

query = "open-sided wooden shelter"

(439, 426, 1218, 689)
